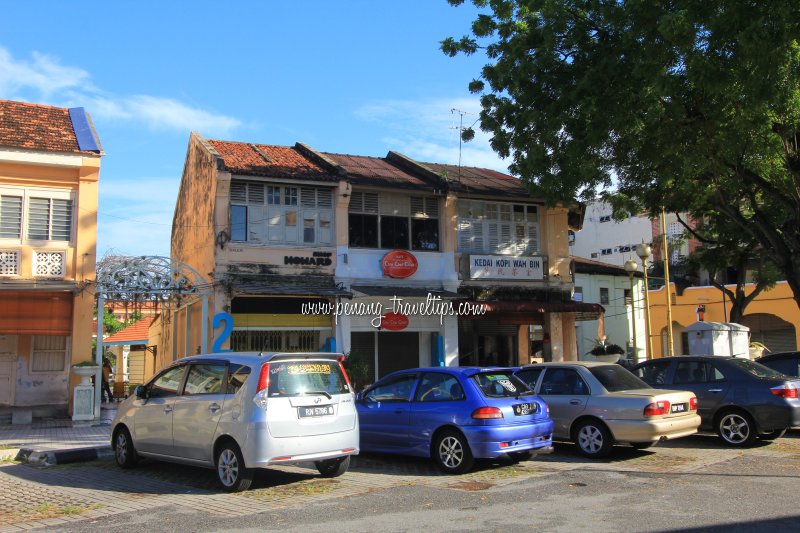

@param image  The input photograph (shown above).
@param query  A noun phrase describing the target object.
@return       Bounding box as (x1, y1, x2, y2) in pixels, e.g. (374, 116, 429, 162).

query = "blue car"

(356, 367, 554, 473)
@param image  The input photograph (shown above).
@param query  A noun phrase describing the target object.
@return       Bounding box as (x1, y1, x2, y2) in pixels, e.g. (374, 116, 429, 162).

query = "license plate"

(298, 405, 334, 418)
(671, 403, 688, 413)
(513, 402, 536, 416)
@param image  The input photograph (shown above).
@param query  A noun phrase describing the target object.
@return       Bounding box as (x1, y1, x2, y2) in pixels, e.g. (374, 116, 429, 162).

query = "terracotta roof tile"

(103, 316, 155, 344)
(208, 140, 338, 181)
(0, 100, 94, 154)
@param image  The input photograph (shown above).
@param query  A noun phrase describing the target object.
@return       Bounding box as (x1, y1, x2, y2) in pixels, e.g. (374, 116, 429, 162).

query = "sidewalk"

(0, 404, 116, 465)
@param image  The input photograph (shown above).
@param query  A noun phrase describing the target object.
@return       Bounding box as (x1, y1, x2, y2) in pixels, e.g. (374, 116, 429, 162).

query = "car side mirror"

(355, 391, 362, 401)
(133, 385, 147, 399)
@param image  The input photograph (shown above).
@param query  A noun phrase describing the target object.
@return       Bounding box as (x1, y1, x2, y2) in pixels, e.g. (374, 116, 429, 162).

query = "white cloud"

(0, 47, 241, 136)
(355, 97, 509, 172)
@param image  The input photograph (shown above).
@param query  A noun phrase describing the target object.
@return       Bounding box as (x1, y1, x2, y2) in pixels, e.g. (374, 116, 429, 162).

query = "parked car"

(514, 362, 700, 458)
(356, 367, 553, 474)
(111, 352, 360, 492)
(631, 356, 800, 446)
(757, 351, 800, 378)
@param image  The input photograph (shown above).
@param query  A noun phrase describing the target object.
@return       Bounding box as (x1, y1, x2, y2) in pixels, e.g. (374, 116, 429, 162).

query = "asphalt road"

(3, 432, 799, 532)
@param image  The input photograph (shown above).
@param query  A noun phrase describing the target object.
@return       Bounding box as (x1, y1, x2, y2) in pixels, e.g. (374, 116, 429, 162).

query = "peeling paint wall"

(15, 335, 70, 406)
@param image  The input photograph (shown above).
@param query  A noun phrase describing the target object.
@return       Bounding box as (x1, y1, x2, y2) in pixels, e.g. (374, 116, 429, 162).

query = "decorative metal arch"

(95, 255, 211, 302)
(91, 256, 212, 420)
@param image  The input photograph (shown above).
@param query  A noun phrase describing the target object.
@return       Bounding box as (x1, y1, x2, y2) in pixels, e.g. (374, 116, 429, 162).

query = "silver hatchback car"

(111, 352, 360, 491)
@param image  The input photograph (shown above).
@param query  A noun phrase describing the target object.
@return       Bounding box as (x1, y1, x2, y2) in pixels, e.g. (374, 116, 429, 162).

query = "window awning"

(352, 286, 463, 299)
(0, 291, 73, 335)
(476, 301, 605, 321)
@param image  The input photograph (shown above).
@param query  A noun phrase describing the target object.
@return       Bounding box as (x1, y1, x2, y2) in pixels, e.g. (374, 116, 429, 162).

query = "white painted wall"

(574, 271, 646, 362)
(570, 201, 652, 266)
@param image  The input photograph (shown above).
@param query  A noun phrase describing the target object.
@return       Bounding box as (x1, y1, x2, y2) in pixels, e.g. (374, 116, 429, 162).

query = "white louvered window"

(457, 200, 540, 255)
(230, 180, 333, 246)
(31, 335, 69, 372)
(0, 187, 74, 244)
(0, 195, 22, 239)
(348, 192, 440, 251)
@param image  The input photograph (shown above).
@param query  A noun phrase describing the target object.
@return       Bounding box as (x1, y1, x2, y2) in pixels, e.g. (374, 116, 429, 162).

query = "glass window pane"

(284, 187, 298, 205)
(50, 199, 72, 241)
(380, 216, 409, 249)
(411, 218, 439, 251)
(27, 197, 51, 240)
(149, 366, 185, 398)
(0, 195, 22, 239)
(183, 363, 227, 395)
(227, 364, 251, 394)
(231, 205, 247, 241)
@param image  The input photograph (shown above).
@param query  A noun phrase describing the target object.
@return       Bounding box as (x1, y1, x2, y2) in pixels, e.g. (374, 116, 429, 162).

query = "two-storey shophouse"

(0, 100, 102, 418)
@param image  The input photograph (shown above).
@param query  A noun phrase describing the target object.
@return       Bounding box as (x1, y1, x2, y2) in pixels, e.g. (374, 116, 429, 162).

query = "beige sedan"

(514, 362, 700, 458)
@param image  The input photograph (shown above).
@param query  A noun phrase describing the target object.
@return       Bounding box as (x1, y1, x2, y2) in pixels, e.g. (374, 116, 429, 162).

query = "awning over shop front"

(476, 301, 605, 321)
(352, 286, 463, 299)
(0, 291, 73, 335)
(233, 283, 353, 298)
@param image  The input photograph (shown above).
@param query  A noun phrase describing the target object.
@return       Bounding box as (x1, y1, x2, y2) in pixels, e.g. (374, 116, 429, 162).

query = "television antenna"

(450, 108, 480, 178)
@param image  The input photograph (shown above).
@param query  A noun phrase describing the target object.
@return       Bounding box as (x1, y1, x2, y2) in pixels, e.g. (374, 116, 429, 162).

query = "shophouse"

(164, 133, 349, 363)
(573, 257, 645, 361)
(424, 163, 600, 365)
(0, 100, 102, 418)
(165, 133, 598, 382)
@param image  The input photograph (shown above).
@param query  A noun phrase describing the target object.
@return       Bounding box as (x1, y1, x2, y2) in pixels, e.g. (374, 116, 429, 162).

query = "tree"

(679, 214, 781, 322)
(442, 0, 800, 310)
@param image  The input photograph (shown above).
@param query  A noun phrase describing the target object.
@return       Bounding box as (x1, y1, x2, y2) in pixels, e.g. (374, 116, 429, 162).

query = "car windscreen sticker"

(287, 363, 332, 375)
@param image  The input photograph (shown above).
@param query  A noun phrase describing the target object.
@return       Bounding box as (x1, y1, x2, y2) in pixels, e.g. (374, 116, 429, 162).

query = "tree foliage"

(443, 0, 800, 309)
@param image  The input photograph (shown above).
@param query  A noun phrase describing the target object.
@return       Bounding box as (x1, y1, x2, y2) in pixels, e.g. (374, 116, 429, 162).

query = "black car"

(757, 351, 800, 378)
(631, 356, 800, 447)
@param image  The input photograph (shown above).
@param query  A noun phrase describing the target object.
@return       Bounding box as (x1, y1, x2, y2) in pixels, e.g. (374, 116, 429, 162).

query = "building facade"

(0, 100, 102, 417)
(162, 133, 600, 384)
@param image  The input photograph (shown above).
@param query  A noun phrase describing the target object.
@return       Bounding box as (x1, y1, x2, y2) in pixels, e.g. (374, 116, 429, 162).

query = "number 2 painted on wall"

(212, 312, 233, 352)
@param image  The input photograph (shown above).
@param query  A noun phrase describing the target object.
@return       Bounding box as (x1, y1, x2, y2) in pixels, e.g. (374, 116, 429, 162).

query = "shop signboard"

(382, 250, 418, 279)
(469, 255, 545, 280)
(381, 312, 409, 331)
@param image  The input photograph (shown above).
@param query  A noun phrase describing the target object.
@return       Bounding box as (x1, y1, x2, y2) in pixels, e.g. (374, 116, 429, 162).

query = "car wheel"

(432, 429, 474, 474)
(215, 442, 254, 492)
(574, 419, 614, 458)
(759, 429, 787, 441)
(631, 441, 657, 450)
(508, 451, 533, 462)
(717, 410, 757, 447)
(315, 456, 350, 478)
(113, 427, 138, 469)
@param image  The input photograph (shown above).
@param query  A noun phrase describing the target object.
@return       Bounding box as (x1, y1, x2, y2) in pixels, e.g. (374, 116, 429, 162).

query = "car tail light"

(472, 406, 504, 419)
(257, 363, 270, 393)
(771, 385, 799, 399)
(643, 400, 671, 416)
(690, 396, 698, 410)
(338, 360, 353, 391)
(253, 363, 271, 409)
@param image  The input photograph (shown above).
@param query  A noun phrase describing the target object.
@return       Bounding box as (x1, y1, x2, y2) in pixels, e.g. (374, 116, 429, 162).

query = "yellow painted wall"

(0, 152, 100, 411)
(647, 281, 800, 358)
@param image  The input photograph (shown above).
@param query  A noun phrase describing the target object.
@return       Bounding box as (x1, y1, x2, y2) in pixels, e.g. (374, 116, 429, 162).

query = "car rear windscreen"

(267, 360, 349, 397)
(727, 358, 791, 379)
(473, 372, 532, 398)
(589, 365, 652, 392)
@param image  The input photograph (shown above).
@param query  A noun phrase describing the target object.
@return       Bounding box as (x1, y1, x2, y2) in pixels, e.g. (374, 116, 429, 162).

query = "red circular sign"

(382, 250, 418, 279)
(382, 313, 409, 331)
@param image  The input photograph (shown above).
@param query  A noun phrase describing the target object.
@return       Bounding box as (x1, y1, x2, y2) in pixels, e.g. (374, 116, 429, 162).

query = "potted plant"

(342, 351, 371, 392)
(749, 341, 769, 360)
(72, 359, 100, 385)
(586, 338, 626, 363)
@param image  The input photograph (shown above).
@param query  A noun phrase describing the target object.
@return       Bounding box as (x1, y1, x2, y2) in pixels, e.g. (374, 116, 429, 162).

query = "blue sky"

(1, 0, 505, 258)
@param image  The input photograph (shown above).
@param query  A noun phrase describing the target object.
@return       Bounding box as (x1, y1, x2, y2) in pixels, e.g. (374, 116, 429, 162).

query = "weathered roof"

(0, 100, 102, 154)
(573, 256, 643, 278)
(103, 317, 155, 345)
(421, 162, 529, 198)
(323, 152, 440, 191)
(207, 140, 339, 182)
